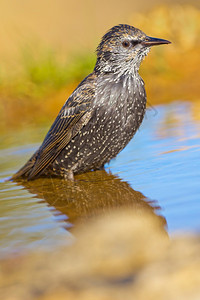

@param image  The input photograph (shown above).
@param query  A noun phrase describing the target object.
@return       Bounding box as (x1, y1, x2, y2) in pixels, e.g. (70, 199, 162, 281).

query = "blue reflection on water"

(108, 101, 200, 233)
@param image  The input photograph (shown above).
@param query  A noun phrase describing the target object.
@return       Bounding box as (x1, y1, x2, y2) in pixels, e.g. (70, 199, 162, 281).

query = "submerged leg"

(63, 170, 74, 181)
(94, 164, 105, 171)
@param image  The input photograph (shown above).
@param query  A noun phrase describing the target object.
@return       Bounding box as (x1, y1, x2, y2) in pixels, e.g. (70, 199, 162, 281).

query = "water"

(0, 100, 200, 258)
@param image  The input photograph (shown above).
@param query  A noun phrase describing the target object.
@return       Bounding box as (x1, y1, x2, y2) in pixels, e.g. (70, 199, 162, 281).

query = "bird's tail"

(11, 152, 38, 181)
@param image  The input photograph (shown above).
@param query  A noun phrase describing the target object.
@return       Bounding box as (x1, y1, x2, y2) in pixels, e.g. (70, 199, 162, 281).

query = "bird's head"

(95, 24, 171, 76)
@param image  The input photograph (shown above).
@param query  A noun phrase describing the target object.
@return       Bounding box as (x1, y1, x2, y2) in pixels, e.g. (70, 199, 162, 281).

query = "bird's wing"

(28, 78, 95, 179)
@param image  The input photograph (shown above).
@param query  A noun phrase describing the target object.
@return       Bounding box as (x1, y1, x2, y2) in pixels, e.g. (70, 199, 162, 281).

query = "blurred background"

(0, 0, 200, 132)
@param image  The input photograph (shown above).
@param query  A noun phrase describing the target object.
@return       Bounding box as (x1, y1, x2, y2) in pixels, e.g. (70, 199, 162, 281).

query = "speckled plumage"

(12, 24, 170, 180)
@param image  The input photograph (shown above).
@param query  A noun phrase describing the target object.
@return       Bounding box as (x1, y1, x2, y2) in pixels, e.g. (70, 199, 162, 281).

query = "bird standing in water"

(12, 24, 170, 181)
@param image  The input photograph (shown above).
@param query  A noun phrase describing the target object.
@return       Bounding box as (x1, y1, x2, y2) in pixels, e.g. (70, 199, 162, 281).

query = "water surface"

(0, 100, 200, 258)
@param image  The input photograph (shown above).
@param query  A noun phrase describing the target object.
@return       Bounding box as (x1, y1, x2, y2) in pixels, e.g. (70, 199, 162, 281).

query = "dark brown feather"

(13, 74, 95, 180)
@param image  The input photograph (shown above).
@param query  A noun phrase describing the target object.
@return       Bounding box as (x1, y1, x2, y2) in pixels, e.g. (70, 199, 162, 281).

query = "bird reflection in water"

(16, 170, 167, 233)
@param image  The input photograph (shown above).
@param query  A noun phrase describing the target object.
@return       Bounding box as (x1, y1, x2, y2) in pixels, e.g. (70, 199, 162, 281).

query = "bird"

(12, 24, 171, 181)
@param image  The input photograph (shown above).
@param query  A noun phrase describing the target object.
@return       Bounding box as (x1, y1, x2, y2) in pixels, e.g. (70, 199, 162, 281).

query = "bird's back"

(12, 73, 96, 180)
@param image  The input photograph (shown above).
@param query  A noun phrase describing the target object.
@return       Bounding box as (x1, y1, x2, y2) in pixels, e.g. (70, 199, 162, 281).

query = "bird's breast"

(94, 73, 147, 129)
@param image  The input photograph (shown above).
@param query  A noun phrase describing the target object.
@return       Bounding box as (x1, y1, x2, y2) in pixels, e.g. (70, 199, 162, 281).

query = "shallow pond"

(0, 100, 200, 258)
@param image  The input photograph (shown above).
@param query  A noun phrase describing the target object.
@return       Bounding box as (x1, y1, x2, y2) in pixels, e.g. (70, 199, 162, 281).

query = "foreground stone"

(0, 209, 200, 300)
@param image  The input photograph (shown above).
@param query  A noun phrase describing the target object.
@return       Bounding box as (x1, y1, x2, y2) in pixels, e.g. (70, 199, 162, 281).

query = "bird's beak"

(141, 36, 171, 47)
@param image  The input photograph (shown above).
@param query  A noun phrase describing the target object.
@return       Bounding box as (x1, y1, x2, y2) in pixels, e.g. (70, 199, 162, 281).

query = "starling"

(12, 24, 170, 181)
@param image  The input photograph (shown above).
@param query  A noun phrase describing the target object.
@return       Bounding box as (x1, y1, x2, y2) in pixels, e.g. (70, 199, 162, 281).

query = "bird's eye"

(122, 40, 130, 48)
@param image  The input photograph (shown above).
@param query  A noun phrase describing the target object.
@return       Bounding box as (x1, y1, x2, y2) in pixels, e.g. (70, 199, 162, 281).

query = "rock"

(1, 209, 200, 300)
